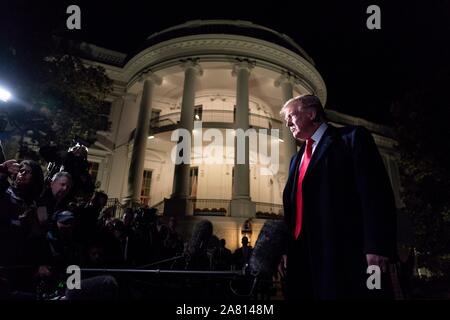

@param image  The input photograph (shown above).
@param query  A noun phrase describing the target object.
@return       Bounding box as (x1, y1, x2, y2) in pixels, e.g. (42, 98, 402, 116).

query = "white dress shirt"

(300, 122, 329, 164)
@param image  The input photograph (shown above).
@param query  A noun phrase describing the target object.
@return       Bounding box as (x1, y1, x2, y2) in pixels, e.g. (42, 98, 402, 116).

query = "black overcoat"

(282, 125, 397, 299)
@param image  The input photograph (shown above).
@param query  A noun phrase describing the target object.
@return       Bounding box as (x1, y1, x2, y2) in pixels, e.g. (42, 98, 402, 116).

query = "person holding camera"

(37, 172, 73, 224)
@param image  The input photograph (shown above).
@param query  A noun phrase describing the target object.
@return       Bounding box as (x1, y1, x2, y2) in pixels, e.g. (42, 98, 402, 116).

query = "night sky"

(2, 0, 449, 125)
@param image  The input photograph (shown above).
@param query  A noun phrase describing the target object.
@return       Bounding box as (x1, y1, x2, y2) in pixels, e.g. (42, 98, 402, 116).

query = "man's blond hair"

(280, 94, 326, 122)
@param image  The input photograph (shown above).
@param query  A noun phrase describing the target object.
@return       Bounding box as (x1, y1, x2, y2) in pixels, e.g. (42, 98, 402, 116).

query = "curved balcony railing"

(192, 198, 231, 216)
(107, 197, 284, 218)
(149, 110, 283, 133)
(191, 199, 283, 218)
(255, 202, 284, 219)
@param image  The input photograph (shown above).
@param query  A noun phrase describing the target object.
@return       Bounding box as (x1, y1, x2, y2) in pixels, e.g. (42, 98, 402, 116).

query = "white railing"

(150, 110, 282, 131)
(191, 198, 231, 216)
(255, 202, 283, 219)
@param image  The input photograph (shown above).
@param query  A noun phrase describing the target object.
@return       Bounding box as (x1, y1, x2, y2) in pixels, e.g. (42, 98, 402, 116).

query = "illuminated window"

(88, 162, 99, 183)
(140, 170, 152, 206)
(189, 167, 198, 198)
(150, 109, 161, 128)
(194, 105, 203, 121)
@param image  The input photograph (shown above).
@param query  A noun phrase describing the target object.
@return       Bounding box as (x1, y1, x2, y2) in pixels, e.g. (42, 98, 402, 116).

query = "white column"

(171, 60, 203, 199)
(165, 60, 202, 216)
(275, 72, 298, 168)
(107, 93, 137, 200)
(232, 60, 252, 199)
(230, 59, 256, 217)
(125, 72, 161, 206)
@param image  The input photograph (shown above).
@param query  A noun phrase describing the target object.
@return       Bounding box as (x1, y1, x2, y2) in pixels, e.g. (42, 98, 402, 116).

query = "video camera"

(40, 138, 94, 197)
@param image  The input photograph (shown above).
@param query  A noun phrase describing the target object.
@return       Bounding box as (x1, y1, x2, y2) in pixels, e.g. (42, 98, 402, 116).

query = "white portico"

(82, 20, 401, 250)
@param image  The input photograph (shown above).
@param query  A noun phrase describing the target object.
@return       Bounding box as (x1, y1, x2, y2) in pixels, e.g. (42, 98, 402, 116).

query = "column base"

(164, 197, 193, 216)
(230, 198, 256, 218)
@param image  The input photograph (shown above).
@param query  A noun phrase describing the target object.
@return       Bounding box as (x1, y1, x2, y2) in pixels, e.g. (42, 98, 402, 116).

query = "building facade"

(83, 20, 401, 250)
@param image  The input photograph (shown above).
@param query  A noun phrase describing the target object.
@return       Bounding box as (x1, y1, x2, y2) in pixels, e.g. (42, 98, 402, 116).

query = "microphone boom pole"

(80, 268, 244, 276)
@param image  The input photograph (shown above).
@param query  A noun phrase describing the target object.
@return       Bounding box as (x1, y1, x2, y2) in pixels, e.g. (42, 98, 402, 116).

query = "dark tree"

(0, 33, 112, 160)
(391, 68, 450, 275)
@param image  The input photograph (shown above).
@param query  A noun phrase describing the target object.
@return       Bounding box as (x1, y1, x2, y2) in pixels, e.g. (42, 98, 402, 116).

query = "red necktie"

(295, 138, 314, 239)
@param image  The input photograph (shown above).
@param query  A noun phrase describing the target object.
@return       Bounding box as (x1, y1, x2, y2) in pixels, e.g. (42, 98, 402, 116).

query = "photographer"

(61, 143, 94, 200)
(0, 159, 47, 298)
(0, 159, 44, 230)
(38, 172, 73, 223)
(40, 141, 94, 202)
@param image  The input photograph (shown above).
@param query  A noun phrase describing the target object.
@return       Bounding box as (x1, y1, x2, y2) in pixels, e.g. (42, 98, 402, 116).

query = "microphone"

(185, 220, 213, 270)
(230, 220, 288, 297)
(127, 220, 214, 271)
(249, 220, 288, 278)
(187, 219, 213, 257)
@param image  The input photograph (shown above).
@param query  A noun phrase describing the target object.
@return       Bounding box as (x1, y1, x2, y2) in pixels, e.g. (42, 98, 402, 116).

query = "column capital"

(232, 59, 255, 77)
(180, 58, 203, 76)
(274, 71, 296, 87)
(138, 70, 162, 85)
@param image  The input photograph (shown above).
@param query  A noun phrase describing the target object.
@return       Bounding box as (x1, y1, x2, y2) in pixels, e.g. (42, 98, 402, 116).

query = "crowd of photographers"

(0, 146, 251, 300)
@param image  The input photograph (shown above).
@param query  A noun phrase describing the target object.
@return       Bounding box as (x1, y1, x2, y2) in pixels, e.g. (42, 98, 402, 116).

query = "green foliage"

(0, 37, 112, 158)
(391, 69, 450, 273)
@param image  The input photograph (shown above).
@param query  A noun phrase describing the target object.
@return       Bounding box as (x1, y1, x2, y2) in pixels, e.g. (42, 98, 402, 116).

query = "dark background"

(2, 0, 449, 125)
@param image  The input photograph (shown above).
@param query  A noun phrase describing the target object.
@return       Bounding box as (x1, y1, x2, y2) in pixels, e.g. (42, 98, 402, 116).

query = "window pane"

(140, 170, 152, 205)
(88, 162, 99, 183)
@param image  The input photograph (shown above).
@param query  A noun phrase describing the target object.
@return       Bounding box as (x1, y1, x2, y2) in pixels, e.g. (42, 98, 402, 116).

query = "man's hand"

(1, 159, 19, 177)
(278, 254, 287, 278)
(366, 254, 389, 273)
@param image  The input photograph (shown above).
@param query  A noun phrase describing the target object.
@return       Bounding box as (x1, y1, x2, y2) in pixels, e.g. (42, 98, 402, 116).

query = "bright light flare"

(0, 87, 12, 102)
